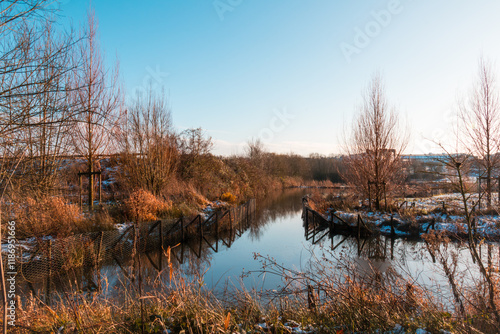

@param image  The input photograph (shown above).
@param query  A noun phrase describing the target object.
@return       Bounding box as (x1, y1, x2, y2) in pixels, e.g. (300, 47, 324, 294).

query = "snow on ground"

(328, 193, 500, 239)
(115, 222, 133, 232)
(397, 192, 497, 212)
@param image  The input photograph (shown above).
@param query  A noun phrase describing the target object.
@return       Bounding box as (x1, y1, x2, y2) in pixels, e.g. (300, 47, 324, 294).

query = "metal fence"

(3, 199, 257, 286)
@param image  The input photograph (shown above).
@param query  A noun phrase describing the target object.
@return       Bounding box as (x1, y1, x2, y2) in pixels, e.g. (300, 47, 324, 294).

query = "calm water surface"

(21, 188, 500, 306)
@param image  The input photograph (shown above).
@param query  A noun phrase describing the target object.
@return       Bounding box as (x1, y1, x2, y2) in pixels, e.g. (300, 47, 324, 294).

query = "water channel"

(19, 188, 500, 308)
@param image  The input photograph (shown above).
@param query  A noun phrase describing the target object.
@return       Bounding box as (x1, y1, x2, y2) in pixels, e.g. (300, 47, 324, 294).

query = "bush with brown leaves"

(123, 189, 171, 222)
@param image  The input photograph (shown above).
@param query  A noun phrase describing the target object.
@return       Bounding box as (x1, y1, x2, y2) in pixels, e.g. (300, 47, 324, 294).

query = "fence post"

(215, 212, 219, 252)
(180, 217, 184, 242)
(79, 174, 82, 208)
(99, 172, 102, 205)
(384, 183, 387, 212)
(478, 177, 482, 211)
(198, 215, 203, 256)
(97, 231, 103, 291)
(368, 183, 372, 211)
(45, 240, 52, 306)
(357, 215, 361, 240)
(305, 207, 309, 231)
(330, 210, 335, 235)
(229, 210, 233, 243)
(160, 221, 164, 248)
(312, 211, 316, 238)
(97, 231, 103, 264)
(390, 215, 395, 238)
(159, 221, 163, 271)
(307, 284, 316, 311)
(246, 201, 249, 225)
(198, 215, 203, 241)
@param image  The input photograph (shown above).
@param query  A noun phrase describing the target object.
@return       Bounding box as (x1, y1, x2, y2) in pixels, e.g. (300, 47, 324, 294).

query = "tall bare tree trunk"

(70, 8, 121, 208)
(342, 73, 408, 210)
(459, 57, 500, 209)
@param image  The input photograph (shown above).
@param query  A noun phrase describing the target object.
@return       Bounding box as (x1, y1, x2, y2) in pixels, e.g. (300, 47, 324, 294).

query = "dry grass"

(11, 242, 486, 334)
(9, 196, 85, 238)
(123, 189, 172, 222)
(13, 259, 266, 333)
(306, 191, 360, 214)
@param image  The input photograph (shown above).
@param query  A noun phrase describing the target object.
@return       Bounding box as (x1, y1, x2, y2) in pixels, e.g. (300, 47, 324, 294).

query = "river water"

(20, 188, 500, 307)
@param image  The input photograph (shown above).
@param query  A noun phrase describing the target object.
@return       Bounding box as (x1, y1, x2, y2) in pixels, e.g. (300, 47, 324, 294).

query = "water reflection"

(245, 188, 307, 241)
(16, 188, 500, 309)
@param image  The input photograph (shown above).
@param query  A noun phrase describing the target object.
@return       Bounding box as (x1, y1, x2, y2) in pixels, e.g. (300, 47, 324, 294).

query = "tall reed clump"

(10, 196, 85, 238)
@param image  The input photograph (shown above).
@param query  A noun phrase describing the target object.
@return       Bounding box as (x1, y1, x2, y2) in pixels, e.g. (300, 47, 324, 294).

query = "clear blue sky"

(57, 0, 500, 156)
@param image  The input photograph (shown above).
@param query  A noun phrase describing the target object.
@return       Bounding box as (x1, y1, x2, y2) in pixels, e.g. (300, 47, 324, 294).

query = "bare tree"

(342, 74, 408, 210)
(9, 20, 77, 198)
(69, 9, 121, 208)
(118, 87, 178, 196)
(0, 2, 65, 332)
(434, 146, 500, 326)
(458, 57, 500, 208)
(178, 127, 213, 179)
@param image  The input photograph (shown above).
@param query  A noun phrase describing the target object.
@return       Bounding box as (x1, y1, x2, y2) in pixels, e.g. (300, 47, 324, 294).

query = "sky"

(56, 0, 500, 156)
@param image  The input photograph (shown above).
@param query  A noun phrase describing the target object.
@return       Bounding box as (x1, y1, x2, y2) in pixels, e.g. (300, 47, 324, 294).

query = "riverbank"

(6, 189, 500, 333)
(12, 252, 462, 334)
(3, 158, 334, 241)
(305, 192, 500, 241)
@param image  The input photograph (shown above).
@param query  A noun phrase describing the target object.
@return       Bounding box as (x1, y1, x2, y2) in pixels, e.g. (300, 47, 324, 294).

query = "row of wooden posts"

(13, 199, 257, 305)
(303, 205, 373, 244)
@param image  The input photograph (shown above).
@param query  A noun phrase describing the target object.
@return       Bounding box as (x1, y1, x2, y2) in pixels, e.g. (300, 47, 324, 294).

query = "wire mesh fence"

(3, 199, 257, 286)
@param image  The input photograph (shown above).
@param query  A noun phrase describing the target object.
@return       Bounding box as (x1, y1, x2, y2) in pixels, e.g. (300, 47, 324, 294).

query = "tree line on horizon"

(0, 2, 348, 209)
(0, 1, 498, 215)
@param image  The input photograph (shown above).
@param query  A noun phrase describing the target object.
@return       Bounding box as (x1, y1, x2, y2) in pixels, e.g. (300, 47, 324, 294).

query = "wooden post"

(229, 210, 233, 244)
(180, 217, 184, 242)
(198, 215, 203, 256)
(307, 285, 316, 311)
(305, 207, 309, 232)
(384, 183, 387, 212)
(96, 231, 103, 264)
(159, 221, 163, 271)
(46, 240, 52, 306)
(357, 215, 361, 240)
(478, 177, 481, 210)
(368, 183, 372, 211)
(330, 210, 335, 235)
(159, 221, 163, 249)
(215, 212, 219, 252)
(246, 201, 249, 225)
(390, 236, 395, 260)
(198, 215, 203, 240)
(79, 174, 82, 208)
(99, 172, 102, 205)
(498, 177, 500, 206)
(97, 231, 103, 291)
(390, 215, 395, 238)
(312, 212, 316, 239)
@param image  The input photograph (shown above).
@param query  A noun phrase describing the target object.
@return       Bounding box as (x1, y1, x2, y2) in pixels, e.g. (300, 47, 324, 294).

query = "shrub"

(220, 192, 236, 203)
(12, 196, 84, 238)
(84, 208, 117, 232)
(123, 189, 171, 222)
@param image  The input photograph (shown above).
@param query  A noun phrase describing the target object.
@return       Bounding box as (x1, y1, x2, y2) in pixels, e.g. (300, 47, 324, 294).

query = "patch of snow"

(115, 222, 132, 232)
